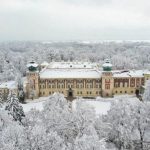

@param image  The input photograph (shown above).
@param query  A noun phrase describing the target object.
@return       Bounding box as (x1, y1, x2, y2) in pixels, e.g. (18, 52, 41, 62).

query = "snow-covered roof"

(41, 61, 49, 66)
(27, 61, 38, 68)
(48, 62, 98, 69)
(0, 81, 17, 89)
(144, 70, 150, 75)
(102, 59, 112, 68)
(40, 68, 101, 79)
(113, 70, 145, 78)
(102, 63, 112, 67)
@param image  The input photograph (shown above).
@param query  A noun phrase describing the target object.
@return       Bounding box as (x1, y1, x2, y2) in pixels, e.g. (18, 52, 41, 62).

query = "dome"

(27, 60, 39, 72)
(102, 59, 112, 71)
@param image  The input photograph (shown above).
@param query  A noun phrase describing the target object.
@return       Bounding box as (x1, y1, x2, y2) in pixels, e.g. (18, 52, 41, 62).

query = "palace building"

(26, 60, 150, 100)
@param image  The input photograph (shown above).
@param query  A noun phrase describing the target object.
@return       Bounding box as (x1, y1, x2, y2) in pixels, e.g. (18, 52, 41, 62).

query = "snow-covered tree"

(143, 80, 150, 102)
(74, 133, 107, 150)
(18, 90, 25, 103)
(0, 107, 27, 150)
(5, 92, 25, 123)
(0, 93, 3, 107)
(105, 98, 150, 150)
(26, 125, 65, 150)
(16, 71, 25, 103)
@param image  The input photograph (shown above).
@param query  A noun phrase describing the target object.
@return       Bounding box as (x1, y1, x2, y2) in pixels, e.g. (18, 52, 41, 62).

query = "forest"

(0, 41, 150, 82)
(0, 41, 150, 149)
(1, 87, 150, 150)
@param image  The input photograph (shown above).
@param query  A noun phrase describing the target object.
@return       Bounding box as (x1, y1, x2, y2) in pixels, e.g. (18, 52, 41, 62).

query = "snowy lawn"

(22, 95, 139, 115)
(86, 101, 111, 115)
(22, 96, 112, 115)
(21, 97, 48, 112)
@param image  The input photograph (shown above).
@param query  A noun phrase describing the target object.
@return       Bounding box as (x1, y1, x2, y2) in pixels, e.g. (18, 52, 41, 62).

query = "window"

(49, 92, 51, 94)
(87, 91, 88, 94)
(77, 91, 79, 94)
(80, 85, 83, 88)
(120, 91, 122, 93)
(90, 91, 92, 94)
(80, 91, 82, 94)
(130, 79, 135, 87)
(120, 82, 123, 87)
(105, 84, 110, 90)
(116, 91, 118, 93)
(115, 83, 118, 88)
(125, 91, 127, 93)
(68, 84, 73, 88)
(125, 82, 128, 87)
(131, 91, 133, 93)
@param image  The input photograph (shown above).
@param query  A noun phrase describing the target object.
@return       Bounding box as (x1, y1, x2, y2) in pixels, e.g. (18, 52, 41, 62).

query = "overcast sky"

(0, 0, 150, 41)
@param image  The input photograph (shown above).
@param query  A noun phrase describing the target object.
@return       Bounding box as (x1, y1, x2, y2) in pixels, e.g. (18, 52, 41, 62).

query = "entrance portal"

(135, 89, 140, 96)
(68, 91, 73, 97)
(67, 88, 74, 101)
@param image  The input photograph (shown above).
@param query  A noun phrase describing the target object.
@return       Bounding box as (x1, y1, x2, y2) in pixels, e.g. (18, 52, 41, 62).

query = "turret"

(26, 60, 39, 100)
(102, 59, 112, 71)
(101, 59, 114, 97)
(27, 60, 39, 72)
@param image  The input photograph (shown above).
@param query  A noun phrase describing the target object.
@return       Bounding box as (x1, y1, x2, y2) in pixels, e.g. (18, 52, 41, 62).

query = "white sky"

(0, 0, 150, 41)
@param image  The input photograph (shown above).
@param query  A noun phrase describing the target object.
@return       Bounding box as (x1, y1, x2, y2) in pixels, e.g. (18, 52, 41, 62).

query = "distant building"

(26, 60, 150, 100)
(0, 81, 18, 100)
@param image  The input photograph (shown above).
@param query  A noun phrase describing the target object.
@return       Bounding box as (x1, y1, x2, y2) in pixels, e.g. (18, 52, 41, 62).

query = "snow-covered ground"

(22, 96, 112, 115)
(22, 101, 43, 112)
(21, 97, 48, 112)
(22, 95, 138, 115)
(86, 101, 111, 115)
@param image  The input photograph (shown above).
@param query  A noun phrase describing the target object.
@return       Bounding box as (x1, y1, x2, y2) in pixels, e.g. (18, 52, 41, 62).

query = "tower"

(26, 60, 39, 99)
(102, 59, 112, 71)
(101, 59, 114, 97)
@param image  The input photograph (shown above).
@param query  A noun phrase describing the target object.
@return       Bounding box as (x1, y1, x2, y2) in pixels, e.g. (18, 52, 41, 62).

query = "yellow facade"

(26, 72, 148, 99)
(144, 73, 150, 82)
(38, 78, 101, 98)
(26, 71, 39, 99)
(102, 72, 114, 97)
(26, 61, 150, 99)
